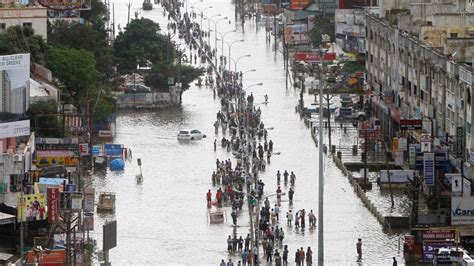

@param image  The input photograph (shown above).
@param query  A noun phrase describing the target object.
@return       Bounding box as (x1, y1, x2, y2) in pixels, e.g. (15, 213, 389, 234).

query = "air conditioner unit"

(13, 154, 23, 162)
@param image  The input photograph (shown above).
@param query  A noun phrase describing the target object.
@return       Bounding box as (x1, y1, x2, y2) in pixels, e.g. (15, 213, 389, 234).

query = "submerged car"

(177, 129, 206, 140)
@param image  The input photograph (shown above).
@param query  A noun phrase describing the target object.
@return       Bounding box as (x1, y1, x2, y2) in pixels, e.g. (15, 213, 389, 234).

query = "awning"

(0, 212, 15, 225)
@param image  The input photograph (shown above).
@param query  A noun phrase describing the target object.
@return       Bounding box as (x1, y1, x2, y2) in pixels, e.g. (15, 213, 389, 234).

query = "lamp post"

(187, 0, 201, 15)
(220, 30, 236, 63)
(213, 16, 229, 67)
(228, 40, 244, 72)
(195, 5, 212, 30)
(204, 13, 221, 44)
(234, 54, 251, 73)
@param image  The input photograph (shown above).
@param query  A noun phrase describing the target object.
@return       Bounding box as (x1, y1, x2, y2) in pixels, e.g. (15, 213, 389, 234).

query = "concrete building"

(0, 1, 47, 40)
(365, 0, 474, 178)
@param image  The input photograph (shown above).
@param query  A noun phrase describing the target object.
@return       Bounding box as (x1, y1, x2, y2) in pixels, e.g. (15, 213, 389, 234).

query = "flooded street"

(87, 0, 406, 264)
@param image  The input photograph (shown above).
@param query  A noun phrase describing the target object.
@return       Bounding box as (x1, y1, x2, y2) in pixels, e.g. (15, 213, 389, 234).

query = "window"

(23, 22, 32, 28)
(414, 85, 417, 95)
(468, 88, 471, 105)
(0, 23, 5, 33)
(450, 33, 458, 38)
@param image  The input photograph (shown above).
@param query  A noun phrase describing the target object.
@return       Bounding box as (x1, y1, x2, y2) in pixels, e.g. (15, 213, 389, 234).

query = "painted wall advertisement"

(34, 150, 79, 167)
(17, 193, 47, 222)
(452, 197, 474, 225)
(424, 153, 435, 187)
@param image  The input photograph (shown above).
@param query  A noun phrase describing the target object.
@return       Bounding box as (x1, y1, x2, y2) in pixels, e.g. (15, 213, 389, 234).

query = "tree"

(93, 95, 116, 123)
(145, 62, 204, 92)
(48, 20, 114, 81)
(308, 16, 335, 48)
(27, 100, 63, 137)
(0, 25, 47, 64)
(113, 18, 168, 74)
(45, 46, 99, 105)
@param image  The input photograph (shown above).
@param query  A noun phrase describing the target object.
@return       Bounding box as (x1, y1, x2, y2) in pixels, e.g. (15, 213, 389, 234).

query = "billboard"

(35, 150, 79, 167)
(380, 170, 416, 183)
(0, 54, 30, 114)
(104, 144, 123, 157)
(452, 197, 474, 225)
(59, 192, 83, 210)
(83, 188, 95, 212)
(26, 249, 65, 264)
(446, 174, 462, 196)
(284, 25, 310, 45)
(83, 212, 94, 231)
(399, 119, 422, 130)
(39, 0, 91, 10)
(47, 187, 60, 223)
(17, 193, 47, 222)
(0, 120, 30, 138)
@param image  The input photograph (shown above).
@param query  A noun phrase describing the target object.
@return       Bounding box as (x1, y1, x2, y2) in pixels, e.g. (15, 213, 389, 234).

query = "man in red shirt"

(206, 190, 212, 207)
(216, 189, 223, 207)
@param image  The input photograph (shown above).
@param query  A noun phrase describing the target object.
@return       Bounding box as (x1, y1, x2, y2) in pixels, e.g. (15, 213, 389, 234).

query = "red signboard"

(422, 229, 456, 241)
(47, 187, 59, 223)
(294, 52, 337, 63)
(358, 120, 381, 140)
(404, 235, 415, 251)
(400, 119, 422, 130)
(290, 0, 310, 10)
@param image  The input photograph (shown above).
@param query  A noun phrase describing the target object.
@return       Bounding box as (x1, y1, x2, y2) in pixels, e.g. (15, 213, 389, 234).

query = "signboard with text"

(400, 119, 422, 130)
(456, 127, 465, 159)
(47, 187, 59, 223)
(104, 144, 123, 157)
(424, 153, 435, 187)
(0, 120, 30, 138)
(452, 197, 474, 225)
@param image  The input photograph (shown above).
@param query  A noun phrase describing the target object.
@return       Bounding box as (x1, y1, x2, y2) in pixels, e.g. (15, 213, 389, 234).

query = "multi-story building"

(0, 1, 47, 40)
(365, 0, 474, 177)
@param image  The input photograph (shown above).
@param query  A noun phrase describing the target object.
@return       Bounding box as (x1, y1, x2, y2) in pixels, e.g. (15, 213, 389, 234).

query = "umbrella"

(110, 158, 125, 171)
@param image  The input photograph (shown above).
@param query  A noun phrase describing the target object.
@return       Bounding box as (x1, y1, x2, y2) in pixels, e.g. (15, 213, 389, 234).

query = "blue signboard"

(422, 241, 453, 262)
(104, 144, 123, 158)
(424, 153, 435, 187)
(91, 146, 100, 156)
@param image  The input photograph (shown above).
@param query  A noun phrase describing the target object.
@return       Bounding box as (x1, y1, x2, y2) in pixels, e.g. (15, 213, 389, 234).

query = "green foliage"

(93, 95, 116, 123)
(45, 46, 99, 104)
(308, 16, 335, 48)
(0, 25, 48, 64)
(341, 61, 365, 74)
(145, 62, 204, 92)
(48, 21, 114, 80)
(113, 18, 168, 74)
(81, 0, 108, 26)
(27, 100, 63, 138)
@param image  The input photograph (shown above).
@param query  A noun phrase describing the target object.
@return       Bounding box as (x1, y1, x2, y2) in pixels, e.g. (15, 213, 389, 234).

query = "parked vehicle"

(303, 103, 335, 117)
(177, 129, 206, 140)
(334, 107, 366, 121)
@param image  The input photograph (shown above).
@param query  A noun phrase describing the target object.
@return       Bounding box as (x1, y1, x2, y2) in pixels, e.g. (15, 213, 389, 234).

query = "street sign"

(456, 127, 465, 159)
(103, 220, 117, 251)
(424, 153, 435, 187)
(422, 241, 454, 262)
(400, 119, 422, 130)
(104, 144, 123, 157)
(91, 146, 100, 156)
(59, 192, 83, 211)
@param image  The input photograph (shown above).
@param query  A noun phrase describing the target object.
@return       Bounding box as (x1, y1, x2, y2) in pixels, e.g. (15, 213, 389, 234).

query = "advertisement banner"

(294, 52, 337, 63)
(457, 127, 465, 159)
(17, 193, 47, 222)
(262, 4, 278, 14)
(35, 150, 78, 167)
(398, 138, 407, 151)
(400, 119, 422, 130)
(289, 0, 310, 10)
(424, 153, 435, 187)
(380, 170, 416, 183)
(26, 249, 65, 264)
(422, 241, 454, 262)
(0, 54, 30, 114)
(409, 146, 416, 167)
(104, 144, 123, 157)
(452, 196, 474, 225)
(0, 120, 30, 139)
(47, 187, 59, 223)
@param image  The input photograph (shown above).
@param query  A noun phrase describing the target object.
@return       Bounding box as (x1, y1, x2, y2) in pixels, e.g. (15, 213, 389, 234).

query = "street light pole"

(221, 30, 236, 63)
(234, 54, 251, 73)
(228, 39, 244, 72)
(213, 17, 228, 68)
(205, 14, 221, 45)
(196, 6, 212, 31)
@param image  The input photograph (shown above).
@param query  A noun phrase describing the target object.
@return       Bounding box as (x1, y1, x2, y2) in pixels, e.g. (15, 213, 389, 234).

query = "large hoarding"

(0, 120, 30, 138)
(452, 197, 474, 225)
(17, 193, 47, 222)
(35, 150, 79, 167)
(0, 54, 30, 114)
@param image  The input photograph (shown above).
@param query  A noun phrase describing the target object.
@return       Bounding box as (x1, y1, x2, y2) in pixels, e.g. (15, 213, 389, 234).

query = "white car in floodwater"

(177, 129, 206, 140)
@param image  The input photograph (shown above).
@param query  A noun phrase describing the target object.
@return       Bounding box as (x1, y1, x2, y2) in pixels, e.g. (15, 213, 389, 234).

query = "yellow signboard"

(17, 193, 47, 222)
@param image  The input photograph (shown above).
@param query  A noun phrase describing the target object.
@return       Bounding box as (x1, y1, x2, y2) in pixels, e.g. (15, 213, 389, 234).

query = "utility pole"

(126, 1, 132, 26)
(317, 50, 325, 265)
(20, 174, 24, 266)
